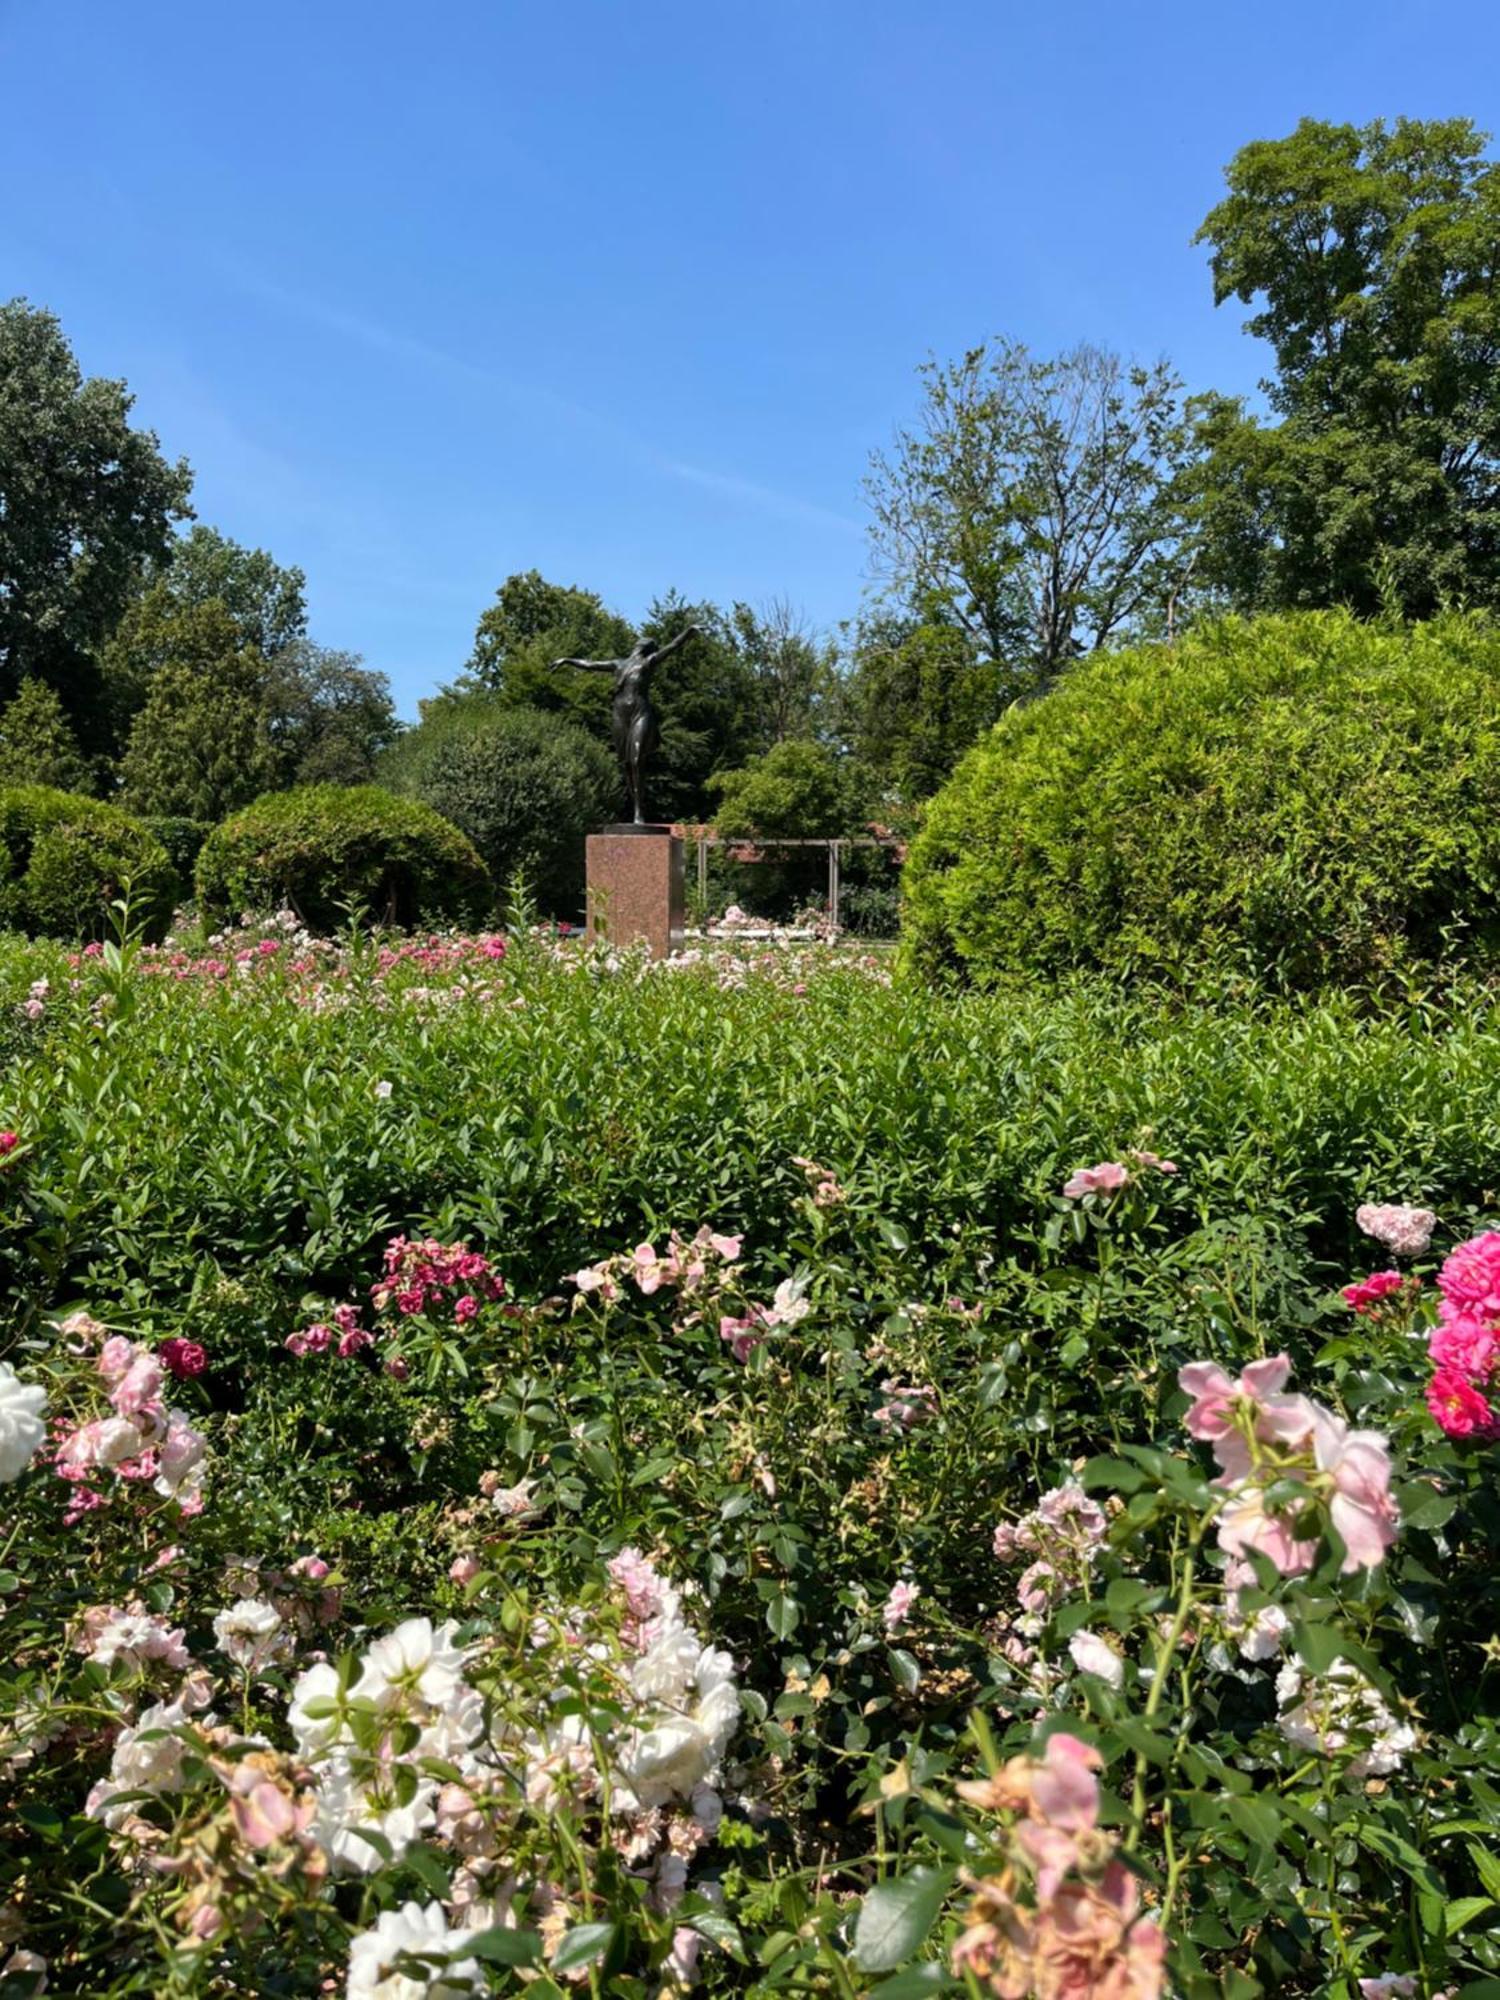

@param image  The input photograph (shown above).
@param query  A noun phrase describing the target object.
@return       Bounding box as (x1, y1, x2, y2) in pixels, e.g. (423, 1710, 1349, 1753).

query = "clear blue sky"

(4, 0, 1498, 713)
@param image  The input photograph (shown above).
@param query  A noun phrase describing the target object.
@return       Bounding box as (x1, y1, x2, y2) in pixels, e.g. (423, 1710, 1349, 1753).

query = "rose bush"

(0, 919, 1498, 1991)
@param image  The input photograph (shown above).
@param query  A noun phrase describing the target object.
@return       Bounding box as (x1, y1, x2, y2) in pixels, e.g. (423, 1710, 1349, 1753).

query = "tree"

(380, 698, 615, 913)
(635, 594, 762, 823)
(0, 679, 93, 794)
(866, 340, 1199, 696)
(154, 524, 307, 656)
(845, 616, 1000, 804)
(462, 571, 635, 732)
(710, 737, 855, 840)
(458, 574, 762, 823)
(729, 599, 837, 744)
(1193, 117, 1500, 617)
(264, 641, 399, 786)
(118, 601, 277, 822)
(0, 299, 192, 737)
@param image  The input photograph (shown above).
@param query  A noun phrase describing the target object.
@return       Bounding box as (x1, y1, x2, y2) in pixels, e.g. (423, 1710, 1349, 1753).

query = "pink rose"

(1311, 1410, 1398, 1571)
(1062, 1161, 1130, 1200)
(1342, 1271, 1405, 1315)
(1427, 1367, 1495, 1438)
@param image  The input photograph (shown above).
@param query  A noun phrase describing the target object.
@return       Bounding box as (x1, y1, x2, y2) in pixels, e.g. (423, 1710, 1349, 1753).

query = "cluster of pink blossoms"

(1426, 1229, 1500, 1438)
(287, 1236, 505, 1363)
(1356, 1202, 1436, 1259)
(51, 1317, 207, 1525)
(952, 1732, 1165, 1999)
(572, 1224, 810, 1361)
(791, 1155, 847, 1208)
(993, 1482, 1109, 1620)
(1061, 1150, 1177, 1202)
(1179, 1356, 1397, 1575)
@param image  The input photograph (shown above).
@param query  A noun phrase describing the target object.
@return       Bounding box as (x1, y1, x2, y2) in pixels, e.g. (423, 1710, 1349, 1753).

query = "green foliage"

(711, 737, 856, 841)
(381, 698, 615, 914)
(1193, 116, 1500, 618)
(867, 339, 1200, 693)
(4, 936, 1500, 1988)
(0, 298, 192, 742)
(846, 616, 1001, 803)
(0, 678, 93, 794)
(711, 737, 860, 917)
(903, 610, 1500, 989)
(194, 784, 491, 930)
(118, 604, 278, 821)
(463, 569, 636, 732)
(153, 522, 308, 656)
(263, 639, 399, 787)
(138, 814, 211, 888)
(0, 785, 173, 939)
(460, 573, 766, 822)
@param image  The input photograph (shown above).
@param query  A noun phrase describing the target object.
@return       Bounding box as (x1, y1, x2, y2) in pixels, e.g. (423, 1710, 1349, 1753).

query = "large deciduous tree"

(866, 340, 1198, 697)
(0, 299, 191, 738)
(263, 641, 399, 787)
(154, 524, 308, 657)
(1192, 116, 1500, 617)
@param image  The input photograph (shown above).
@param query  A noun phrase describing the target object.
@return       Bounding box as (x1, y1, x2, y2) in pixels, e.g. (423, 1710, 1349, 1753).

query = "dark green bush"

(902, 611, 1500, 988)
(139, 815, 212, 890)
(195, 784, 491, 931)
(380, 700, 615, 914)
(0, 785, 174, 940)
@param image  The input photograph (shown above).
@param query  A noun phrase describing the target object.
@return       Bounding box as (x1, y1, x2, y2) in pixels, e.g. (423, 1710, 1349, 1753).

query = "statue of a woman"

(554, 625, 701, 825)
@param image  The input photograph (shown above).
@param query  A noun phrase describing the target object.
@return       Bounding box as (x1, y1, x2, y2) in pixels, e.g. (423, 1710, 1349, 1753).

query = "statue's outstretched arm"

(554, 656, 617, 672)
(651, 623, 702, 663)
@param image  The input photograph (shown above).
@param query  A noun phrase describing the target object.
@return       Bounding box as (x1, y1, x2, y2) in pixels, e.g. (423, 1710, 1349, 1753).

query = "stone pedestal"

(585, 826, 684, 959)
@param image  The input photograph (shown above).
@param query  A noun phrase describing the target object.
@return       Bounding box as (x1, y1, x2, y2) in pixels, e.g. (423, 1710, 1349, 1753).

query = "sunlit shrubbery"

(3, 926, 1500, 1991)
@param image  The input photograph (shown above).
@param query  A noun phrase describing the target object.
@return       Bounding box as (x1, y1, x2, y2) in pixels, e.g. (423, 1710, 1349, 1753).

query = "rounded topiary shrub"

(195, 786, 491, 932)
(380, 702, 616, 915)
(0, 786, 175, 941)
(901, 612, 1500, 989)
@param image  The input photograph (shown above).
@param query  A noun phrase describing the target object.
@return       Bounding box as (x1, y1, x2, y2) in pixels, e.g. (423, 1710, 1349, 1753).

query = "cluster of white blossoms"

(0, 1361, 47, 1483)
(1275, 1659, 1418, 1778)
(86, 1696, 212, 1830)
(345, 1900, 483, 2000)
(289, 1617, 482, 1874)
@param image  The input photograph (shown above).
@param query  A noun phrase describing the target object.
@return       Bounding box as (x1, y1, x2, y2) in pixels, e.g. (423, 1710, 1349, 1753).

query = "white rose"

(345, 1898, 480, 1998)
(1068, 1628, 1125, 1689)
(0, 1363, 47, 1482)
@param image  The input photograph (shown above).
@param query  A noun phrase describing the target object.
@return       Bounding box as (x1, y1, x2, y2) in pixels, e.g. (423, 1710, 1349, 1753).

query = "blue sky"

(4, 0, 1498, 714)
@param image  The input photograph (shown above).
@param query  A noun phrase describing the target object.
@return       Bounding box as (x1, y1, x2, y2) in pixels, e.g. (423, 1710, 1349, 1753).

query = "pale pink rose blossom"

(1312, 1410, 1398, 1572)
(882, 1580, 920, 1632)
(1356, 1203, 1436, 1259)
(1062, 1161, 1130, 1200)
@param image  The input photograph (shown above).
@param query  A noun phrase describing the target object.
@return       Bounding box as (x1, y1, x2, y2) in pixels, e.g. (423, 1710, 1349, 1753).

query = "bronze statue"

(554, 625, 701, 826)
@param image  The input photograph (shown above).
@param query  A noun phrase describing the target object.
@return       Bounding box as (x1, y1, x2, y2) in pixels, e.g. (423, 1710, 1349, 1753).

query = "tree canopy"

(1192, 116, 1500, 617)
(0, 299, 191, 740)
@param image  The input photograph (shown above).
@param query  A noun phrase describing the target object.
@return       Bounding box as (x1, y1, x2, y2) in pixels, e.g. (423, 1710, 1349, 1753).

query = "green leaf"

(1444, 1896, 1495, 1935)
(468, 1926, 544, 1966)
(852, 1868, 955, 1974)
(550, 1923, 615, 1974)
(1469, 1844, 1500, 1904)
(887, 1647, 922, 1692)
(766, 1594, 800, 1640)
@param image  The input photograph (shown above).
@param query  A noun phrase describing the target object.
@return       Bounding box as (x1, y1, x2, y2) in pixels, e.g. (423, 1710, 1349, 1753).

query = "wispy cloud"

(214, 260, 860, 535)
(661, 458, 861, 534)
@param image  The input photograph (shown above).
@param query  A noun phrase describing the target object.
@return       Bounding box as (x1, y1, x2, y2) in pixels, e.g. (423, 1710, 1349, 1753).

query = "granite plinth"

(586, 828, 684, 958)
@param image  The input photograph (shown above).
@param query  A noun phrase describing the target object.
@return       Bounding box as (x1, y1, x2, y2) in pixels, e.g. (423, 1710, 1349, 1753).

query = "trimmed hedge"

(902, 611, 1500, 989)
(0, 786, 175, 941)
(380, 702, 615, 915)
(195, 785, 491, 932)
